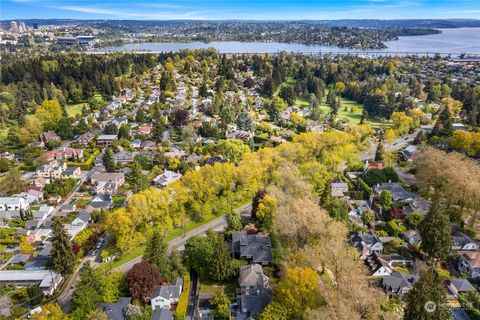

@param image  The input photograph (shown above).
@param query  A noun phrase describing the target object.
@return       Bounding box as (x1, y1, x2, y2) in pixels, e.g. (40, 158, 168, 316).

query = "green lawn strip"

(199, 282, 220, 294)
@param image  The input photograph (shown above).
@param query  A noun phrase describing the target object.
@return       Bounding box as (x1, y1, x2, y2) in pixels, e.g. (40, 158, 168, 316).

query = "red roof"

(367, 162, 383, 170)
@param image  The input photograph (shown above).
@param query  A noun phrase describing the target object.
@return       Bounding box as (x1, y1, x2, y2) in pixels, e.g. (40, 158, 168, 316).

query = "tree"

(167, 249, 186, 281)
(57, 116, 74, 140)
(31, 303, 70, 320)
(375, 139, 385, 162)
(217, 139, 250, 163)
(127, 160, 149, 193)
(275, 267, 323, 319)
(136, 109, 146, 124)
(404, 268, 450, 320)
(101, 272, 127, 303)
(419, 204, 452, 261)
(20, 237, 34, 254)
(255, 195, 278, 230)
(151, 106, 165, 142)
(126, 261, 162, 304)
(172, 109, 189, 128)
(35, 99, 63, 131)
(279, 85, 296, 105)
(0, 167, 26, 195)
(227, 211, 243, 231)
(143, 231, 170, 278)
(209, 235, 234, 282)
(51, 219, 75, 275)
(256, 302, 290, 320)
(361, 209, 376, 225)
(72, 263, 103, 319)
(185, 235, 214, 277)
(27, 285, 44, 306)
(380, 190, 393, 212)
(103, 148, 116, 173)
(104, 123, 118, 135)
(210, 288, 232, 320)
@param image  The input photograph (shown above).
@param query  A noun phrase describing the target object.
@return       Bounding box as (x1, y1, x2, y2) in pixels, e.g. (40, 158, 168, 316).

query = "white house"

(151, 278, 183, 310)
(0, 197, 30, 220)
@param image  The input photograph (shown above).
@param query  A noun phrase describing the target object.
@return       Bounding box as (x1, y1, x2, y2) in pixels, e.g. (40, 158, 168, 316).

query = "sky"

(1, 0, 480, 20)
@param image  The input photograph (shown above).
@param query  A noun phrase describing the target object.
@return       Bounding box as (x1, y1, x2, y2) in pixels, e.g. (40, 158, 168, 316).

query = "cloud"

(57, 5, 208, 19)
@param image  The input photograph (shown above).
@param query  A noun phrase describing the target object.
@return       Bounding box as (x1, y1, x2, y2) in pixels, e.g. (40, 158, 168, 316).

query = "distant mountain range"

(1, 19, 480, 29)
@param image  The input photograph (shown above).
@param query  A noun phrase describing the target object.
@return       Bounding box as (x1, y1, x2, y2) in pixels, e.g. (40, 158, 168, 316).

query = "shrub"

(176, 272, 190, 320)
(385, 219, 407, 237)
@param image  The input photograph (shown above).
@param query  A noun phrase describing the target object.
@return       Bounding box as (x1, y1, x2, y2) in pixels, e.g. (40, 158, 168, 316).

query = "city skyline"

(2, 0, 480, 20)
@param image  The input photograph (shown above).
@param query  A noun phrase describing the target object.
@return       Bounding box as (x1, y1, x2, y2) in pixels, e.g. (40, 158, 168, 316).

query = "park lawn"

(274, 77, 297, 96)
(66, 102, 86, 117)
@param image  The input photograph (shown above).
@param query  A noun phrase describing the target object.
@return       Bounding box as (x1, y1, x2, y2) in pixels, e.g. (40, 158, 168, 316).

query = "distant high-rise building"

(33, 22, 39, 30)
(10, 21, 18, 33)
(19, 22, 26, 33)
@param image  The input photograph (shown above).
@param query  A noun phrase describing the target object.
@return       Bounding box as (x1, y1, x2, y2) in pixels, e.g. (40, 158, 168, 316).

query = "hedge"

(385, 220, 407, 237)
(358, 178, 373, 194)
(176, 272, 191, 320)
(67, 149, 100, 169)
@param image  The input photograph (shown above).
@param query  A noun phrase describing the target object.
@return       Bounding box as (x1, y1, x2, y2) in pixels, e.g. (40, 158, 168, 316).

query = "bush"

(363, 168, 399, 187)
(385, 219, 407, 237)
(358, 178, 373, 194)
(176, 272, 190, 320)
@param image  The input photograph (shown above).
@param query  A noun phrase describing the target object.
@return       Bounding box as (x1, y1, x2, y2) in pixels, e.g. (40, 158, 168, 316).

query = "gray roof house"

(235, 287, 272, 320)
(238, 264, 270, 291)
(374, 182, 416, 202)
(89, 194, 114, 209)
(381, 272, 419, 297)
(98, 297, 132, 320)
(151, 278, 183, 311)
(151, 309, 173, 320)
(452, 232, 479, 251)
(232, 231, 273, 265)
(350, 231, 383, 260)
(448, 279, 476, 298)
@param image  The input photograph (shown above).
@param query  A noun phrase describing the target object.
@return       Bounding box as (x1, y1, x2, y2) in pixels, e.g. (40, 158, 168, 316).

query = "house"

(451, 308, 472, 320)
(232, 231, 273, 265)
(401, 230, 422, 246)
(448, 279, 476, 298)
(89, 194, 114, 209)
(111, 116, 128, 128)
(31, 177, 50, 188)
(153, 170, 183, 188)
(404, 197, 432, 216)
(47, 196, 62, 205)
(9, 254, 31, 266)
(93, 181, 118, 195)
(133, 124, 152, 137)
(381, 272, 418, 297)
(62, 166, 81, 179)
(72, 212, 91, 226)
(226, 130, 254, 142)
(238, 264, 270, 292)
(452, 232, 479, 251)
(96, 135, 118, 146)
(20, 189, 44, 204)
(113, 151, 136, 165)
(40, 131, 61, 144)
(151, 278, 183, 310)
(90, 172, 125, 187)
(400, 145, 418, 161)
(151, 309, 173, 320)
(331, 182, 349, 197)
(65, 213, 90, 240)
(458, 250, 480, 278)
(77, 132, 95, 146)
(106, 99, 123, 112)
(366, 253, 413, 277)
(130, 139, 142, 149)
(0, 151, 15, 161)
(25, 219, 43, 230)
(46, 148, 84, 161)
(235, 286, 272, 320)
(365, 161, 383, 171)
(348, 200, 371, 226)
(350, 231, 383, 260)
(373, 182, 416, 202)
(32, 205, 54, 221)
(98, 297, 132, 320)
(0, 197, 30, 220)
(60, 204, 77, 213)
(36, 161, 67, 180)
(0, 270, 63, 295)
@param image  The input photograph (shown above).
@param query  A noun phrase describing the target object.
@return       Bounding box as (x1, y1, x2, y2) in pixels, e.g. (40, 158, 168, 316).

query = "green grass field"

(66, 102, 86, 117)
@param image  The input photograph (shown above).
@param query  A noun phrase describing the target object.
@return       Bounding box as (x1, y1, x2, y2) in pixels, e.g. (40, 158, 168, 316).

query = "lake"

(97, 28, 480, 55)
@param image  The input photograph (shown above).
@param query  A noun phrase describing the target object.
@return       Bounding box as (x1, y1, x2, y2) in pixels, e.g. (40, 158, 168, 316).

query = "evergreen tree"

(103, 148, 116, 173)
(375, 139, 385, 162)
(432, 107, 453, 137)
(72, 262, 103, 319)
(404, 268, 450, 320)
(51, 219, 75, 276)
(144, 231, 170, 279)
(57, 116, 74, 140)
(419, 203, 452, 261)
(127, 160, 149, 193)
(151, 106, 164, 143)
(209, 235, 233, 282)
(326, 90, 336, 108)
(135, 109, 146, 124)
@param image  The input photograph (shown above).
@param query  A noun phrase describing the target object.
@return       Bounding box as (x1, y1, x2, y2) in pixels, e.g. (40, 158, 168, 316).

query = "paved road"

(360, 130, 419, 161)
(53, 170, 91, 217)
(394, 166, 417, 186)
(115, 203, 252, 273)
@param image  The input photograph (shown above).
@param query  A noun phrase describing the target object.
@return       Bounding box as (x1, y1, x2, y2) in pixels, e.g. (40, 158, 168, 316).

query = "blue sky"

(1, 0, 480, 20)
